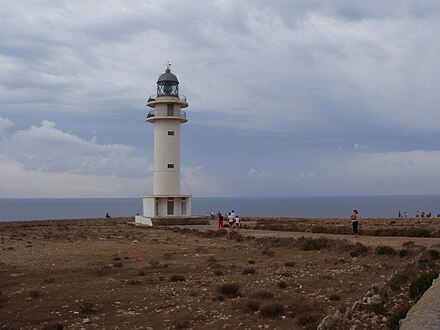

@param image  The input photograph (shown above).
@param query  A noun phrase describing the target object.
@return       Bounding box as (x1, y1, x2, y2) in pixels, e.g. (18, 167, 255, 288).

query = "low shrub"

(214, 270, 223, 276)
(79, 302, 98, 314)
(113, 261, 123, 268)
(169, 275, 186, 282)
(29, 290, 41, 299)
(227, 232, 244, 242)
(259, 302, 284, 318)
(366, 303, 385, 314)
(409, 272, 439, 300)
(389, 272, 409, 291)
(284, 261, 296, 267)
(399, 249, 408, 258)
(376, 245, 397, 256)
(242, 268, 256, 275)
(261, 248, 275, 257)
(302, 238, 329, 251)
(42, 324, 64, 330)
(126, 279, 142, 285)
(413, 229, 431, 237)
(242, 300, 260, 313)
(217, 283, 240, 298)
(277, 281, 288, 289)
(297, 312, 322, 326)
(250, 290, 274, 300)
(350, 243, 369, 257)
(328, 294, 340, 301)
(387, 306, 409, 330)
(429, 249, 440, 260)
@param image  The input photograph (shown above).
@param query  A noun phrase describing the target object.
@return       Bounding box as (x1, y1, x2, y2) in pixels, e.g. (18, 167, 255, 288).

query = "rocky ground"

(0, 217, 439, 329)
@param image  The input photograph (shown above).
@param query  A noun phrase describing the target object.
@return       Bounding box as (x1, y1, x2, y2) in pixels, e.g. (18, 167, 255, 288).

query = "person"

(227, 212, 235, 230)
(217, 211, 224, 229)
(210, 211, 215, 220)
(234, 215, 240, 232)
(351, 209, 359, 237)
(398, 210, 401, 218)
(231, 210, 236, 218)
(105, 212, 111, 218)
(404, 211, 408, 218)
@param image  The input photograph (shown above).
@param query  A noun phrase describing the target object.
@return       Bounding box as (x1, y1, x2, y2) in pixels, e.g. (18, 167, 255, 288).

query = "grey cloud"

(1, 119, 149, 177)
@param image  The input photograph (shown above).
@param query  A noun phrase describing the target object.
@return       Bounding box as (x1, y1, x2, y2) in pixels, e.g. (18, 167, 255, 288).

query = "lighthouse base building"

(135, 195, 193, 226)
(135, 66, 205, 226)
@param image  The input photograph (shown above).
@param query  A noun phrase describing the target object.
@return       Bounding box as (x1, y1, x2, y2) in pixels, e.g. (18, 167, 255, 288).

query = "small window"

(167, 164, 174, 169)
(167, 104, 174, 116)
(168, 131, 174, 136)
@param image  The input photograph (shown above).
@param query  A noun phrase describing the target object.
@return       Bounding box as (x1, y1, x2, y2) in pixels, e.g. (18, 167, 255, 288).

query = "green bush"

(242, 300, 260, 313)
(302, 238, 329, 251)
(297, 312, 322, 326)
(399, 249, 408, 257)
(387, 306, 409, 330)
(259, 302, 284, 318)
(376, 245, 397, 255)
(217, 283, 240, 298)
(389, 272, 409, 291)
(409, 272, 439, 300)
(350, 243, 369, 257)
(429, 249, 440, 260)
(251, 290, 274, 300)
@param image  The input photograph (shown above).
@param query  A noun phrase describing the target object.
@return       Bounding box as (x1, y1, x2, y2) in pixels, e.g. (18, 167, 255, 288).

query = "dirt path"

(187, 220, 440, 249)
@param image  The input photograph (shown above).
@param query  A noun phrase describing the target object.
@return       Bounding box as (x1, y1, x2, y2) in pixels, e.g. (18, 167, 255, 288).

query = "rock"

(351, 301, 362, 312)
(366, 294, 382, 305)
(318, 309, 342, 330)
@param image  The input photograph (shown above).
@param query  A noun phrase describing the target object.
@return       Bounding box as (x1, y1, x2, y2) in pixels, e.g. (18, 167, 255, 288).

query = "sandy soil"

(0, 217, 439, 330)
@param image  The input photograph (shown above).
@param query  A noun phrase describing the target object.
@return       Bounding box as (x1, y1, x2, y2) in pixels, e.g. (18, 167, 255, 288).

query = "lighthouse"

(135, 64, 192, 226)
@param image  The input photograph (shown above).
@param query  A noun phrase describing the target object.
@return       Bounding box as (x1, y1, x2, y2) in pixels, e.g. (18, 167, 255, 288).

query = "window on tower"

(167, 164, 174, 169)
(167, 104, 174, 116)
(168, 131, 175, 136)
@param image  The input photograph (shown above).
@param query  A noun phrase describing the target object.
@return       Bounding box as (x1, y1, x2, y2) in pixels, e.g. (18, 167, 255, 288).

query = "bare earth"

(0, 217, 439, 330)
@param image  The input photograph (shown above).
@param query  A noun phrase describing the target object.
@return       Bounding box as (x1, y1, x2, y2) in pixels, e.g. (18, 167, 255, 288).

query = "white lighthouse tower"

(135, 64, 192, 226)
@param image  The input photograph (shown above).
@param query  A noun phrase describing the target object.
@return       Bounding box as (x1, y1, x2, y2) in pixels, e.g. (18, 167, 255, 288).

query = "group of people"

(211, 210, 241, 231)
(398, 210, 439, 218)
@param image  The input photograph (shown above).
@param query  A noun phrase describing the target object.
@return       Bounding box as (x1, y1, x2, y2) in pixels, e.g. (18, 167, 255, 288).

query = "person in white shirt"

(234, 215, 240, 232)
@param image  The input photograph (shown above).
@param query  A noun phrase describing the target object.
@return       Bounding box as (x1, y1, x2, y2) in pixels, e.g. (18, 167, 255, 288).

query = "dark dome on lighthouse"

(157, 66, 179, 97)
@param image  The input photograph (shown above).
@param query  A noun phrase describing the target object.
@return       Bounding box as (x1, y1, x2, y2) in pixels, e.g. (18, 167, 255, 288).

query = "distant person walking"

(217, 211, 224, 229)
(105, 212, 111, 218)
(234, 215, 240, 232)
(351, 209, 359, 237)
(228, 212, 234, 230)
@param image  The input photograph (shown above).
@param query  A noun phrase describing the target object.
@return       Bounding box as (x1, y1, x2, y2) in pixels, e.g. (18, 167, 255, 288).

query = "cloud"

(353, 143, 368, 150)
(0, 116, 13, 134)
(0, 155, 150, 198)
(248, 167, 268, 178)
(1, 118, 149, 177)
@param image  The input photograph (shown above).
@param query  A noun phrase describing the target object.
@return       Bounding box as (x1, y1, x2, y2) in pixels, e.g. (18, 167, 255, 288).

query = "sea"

(0, 195, 439, 221)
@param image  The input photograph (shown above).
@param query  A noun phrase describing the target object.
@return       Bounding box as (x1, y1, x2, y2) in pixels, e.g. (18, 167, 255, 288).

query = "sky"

(1, 0, 440, 198)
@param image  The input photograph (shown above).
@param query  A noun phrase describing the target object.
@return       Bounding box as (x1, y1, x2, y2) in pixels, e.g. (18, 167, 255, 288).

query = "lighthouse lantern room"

(135, 63, 192, 226)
